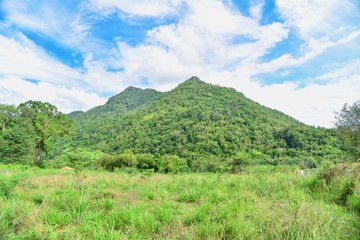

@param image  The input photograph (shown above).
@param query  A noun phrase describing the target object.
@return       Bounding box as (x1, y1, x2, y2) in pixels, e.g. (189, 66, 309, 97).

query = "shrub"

(136, 154, 156, 170)
(0, 175, 19, 198)
(98, 154, 120, 171)
(118, 149, 137, 168)
(159, 155, 188, 173)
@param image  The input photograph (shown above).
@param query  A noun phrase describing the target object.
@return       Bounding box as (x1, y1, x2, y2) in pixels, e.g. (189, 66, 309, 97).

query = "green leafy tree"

(0, 104, 34, 164)
(231, 151, 251, 172)
(136, 153, 156, 170)
(62, 148, 103, 173)
(336, 100, 360, 161)
(98, 154, 119, 171)
(0, 104, 18, 131)
(19, 101, 75, 165)
(119, 149, 137, 168)
(63, 77, 344, 169)
(160, 155, 188, 173)
(0, 115, 34, 164)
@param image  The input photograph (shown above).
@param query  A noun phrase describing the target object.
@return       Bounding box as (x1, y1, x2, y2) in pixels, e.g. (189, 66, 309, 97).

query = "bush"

(45, 148, 103, 171)
(118, 149, 137, 168)
(136, 154, 156, 170)
(230, 152, 251, 173)
(99, 154, 120, 171)
(305, 162, 358, 209)
(159, 155, 188, 173)
(348, 194, 360, 212)
(0, 175, 20, 198)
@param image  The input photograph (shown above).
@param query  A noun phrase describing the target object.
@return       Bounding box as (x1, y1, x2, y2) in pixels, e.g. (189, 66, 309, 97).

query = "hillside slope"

(67, 77, 341, 163)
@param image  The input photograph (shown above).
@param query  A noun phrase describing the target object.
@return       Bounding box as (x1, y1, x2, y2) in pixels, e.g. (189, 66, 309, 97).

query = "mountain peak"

(185, 76, 205, 83)
(105, 86, 162, 108)
(123, 86, 142, 92)
(69, 76, 341, 163)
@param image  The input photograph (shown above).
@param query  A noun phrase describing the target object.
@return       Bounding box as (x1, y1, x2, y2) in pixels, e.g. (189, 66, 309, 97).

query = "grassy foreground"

(0, 164, 359, 239)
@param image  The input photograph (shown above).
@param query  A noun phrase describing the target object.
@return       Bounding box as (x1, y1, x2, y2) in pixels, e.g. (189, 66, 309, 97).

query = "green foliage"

(0, 120, 34, 165)
(230, 151, 251, 173)
(305, 162, 360, 211)
(0, 104, 17, 131)
(0, 104, 34, 165)
(64, 148, 103, 172)
(0, 101, 74, 166)
(159, 155, 188, 173)
(65, 77, 343, 169)
(0, 174, 20, 199)
(118, 149, 137, 168)
(136, 153, 156, 170)
(98, 154, 119, 171)
(19, 101, 75, 165)
(336, 100, 360, 161)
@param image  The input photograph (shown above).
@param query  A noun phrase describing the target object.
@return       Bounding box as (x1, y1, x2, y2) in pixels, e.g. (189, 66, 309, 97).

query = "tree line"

(1, 98, 359, 171)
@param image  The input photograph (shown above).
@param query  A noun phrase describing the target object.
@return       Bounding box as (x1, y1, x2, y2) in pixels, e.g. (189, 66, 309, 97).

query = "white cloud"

(2, 0, 87, 46)
(184, 0, 261, 37)
(116, 0, 288, 86)
(250, 1, 264, 22)
(276, 0, 358, 39)
(86, 0, 183, 18)
(203, 61, 360, 128)
(247, 30, 360, 75)
(0, 33, 82, 86)
(0, 32, 110, 113)
(0, 0, 359, 128)
(257, 72, 360, 128)
(82, 53, 128, 93)
(0, 0, 113, 53)
(0, 76, 106, 113)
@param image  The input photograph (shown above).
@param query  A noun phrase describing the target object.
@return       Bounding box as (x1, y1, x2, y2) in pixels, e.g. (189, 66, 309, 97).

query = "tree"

(0, 104, 18, 131)
(0, 115, 34, 164)
(119, 149, 137, 168)
(159, 155, 188, 173)
(335, 100, 360, 161)
(99, 154, 119, 171)
(136, 153, 156, 170)
(18, 101, 75, 165)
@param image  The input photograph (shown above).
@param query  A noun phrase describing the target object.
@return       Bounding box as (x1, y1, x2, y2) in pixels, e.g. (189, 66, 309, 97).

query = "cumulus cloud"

(0, 76, 106, 113)
(0, 0, 359, 127)
(114, 0, 289, 87)
(86, 0, 183, 18)
(1, 0, 89, 46)
(0, 32, 108, 112)
(276, 0, 358, 39)
(202, 60, 360, 128)
(0, 33, 82, 86)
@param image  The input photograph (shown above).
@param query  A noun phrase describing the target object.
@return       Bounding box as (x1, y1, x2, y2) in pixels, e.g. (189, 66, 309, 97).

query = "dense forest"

(1, 77, 358, 172)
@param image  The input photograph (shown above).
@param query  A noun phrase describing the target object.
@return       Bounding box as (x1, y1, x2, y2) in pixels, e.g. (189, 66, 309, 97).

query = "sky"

(0, 0, 359, 128)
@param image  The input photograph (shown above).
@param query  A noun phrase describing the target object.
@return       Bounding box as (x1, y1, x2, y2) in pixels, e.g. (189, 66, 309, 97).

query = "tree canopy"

(336, 100, 360, 161)
(66, 77, 342, 166)
(0, 78, 348, 170)
(0, 101, 74, 165)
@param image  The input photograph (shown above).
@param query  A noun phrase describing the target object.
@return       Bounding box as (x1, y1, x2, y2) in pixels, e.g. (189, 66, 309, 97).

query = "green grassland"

(1, 164, 359, 239)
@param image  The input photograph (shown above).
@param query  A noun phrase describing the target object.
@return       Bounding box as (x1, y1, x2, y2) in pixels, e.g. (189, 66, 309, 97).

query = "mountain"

(69, 86, 163, 121)
(67, 77, 341, 164)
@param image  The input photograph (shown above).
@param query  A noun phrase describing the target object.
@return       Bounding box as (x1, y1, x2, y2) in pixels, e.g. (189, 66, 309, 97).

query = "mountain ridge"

(66, 77, 341, 163)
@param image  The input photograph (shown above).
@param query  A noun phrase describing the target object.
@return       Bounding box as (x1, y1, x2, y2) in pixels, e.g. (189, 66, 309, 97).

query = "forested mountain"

(66, 77, 341, 165)
(69, 86, 163, 121)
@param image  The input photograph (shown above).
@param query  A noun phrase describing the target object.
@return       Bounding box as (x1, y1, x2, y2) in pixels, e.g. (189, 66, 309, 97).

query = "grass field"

(0, 164, 359, 239)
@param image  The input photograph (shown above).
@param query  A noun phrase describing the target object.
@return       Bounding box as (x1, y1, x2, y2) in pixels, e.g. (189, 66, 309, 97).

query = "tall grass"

(0, 164, 359, 239)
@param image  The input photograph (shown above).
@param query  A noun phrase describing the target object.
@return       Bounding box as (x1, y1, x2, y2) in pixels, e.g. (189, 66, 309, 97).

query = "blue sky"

(0, 0, 359, 127)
